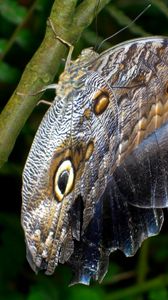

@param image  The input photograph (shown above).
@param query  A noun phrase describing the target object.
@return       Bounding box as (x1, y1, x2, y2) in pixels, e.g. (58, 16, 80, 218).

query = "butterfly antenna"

(97, 4, 151, 51)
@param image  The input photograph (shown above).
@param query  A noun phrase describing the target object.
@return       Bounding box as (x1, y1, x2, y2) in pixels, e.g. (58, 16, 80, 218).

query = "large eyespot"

(54, 160, 74, 201)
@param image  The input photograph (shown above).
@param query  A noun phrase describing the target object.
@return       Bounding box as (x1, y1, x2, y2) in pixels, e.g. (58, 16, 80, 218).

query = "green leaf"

(0, 213, 25, 280)
(27, 290, 50, 300)
(36, 0, 50, 11)
(0, 61, 21, 83)
(148, 287, 168, 300)
(0, 39, 8, 54)
(68, 286, 105, 300)
(1, 293, 24, 300)
(102, 262, 122, 284)
(151, 235, 168, 263)
(16, 28, 33, 50)
(0, 0, 27, 25)
(28, 278, 59, 300)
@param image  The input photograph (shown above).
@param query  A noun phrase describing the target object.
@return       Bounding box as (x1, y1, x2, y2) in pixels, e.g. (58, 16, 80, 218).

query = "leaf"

(0, 39, 8, 54)
(16, 29, 33, 50)
(151, 235, 168, 263)
(0, 0, 27, 25)
(36, 0, 50, 11)
(0, 213, 25, 280)
(0, 61, 21, 84)
(27, 290, 50, 300)
(27, 277, 59, 300)
(148, 287, 168, 300)
(106, 5, 150, 37)
(68, 286, 105, 300)
(102, 262, 122, 284)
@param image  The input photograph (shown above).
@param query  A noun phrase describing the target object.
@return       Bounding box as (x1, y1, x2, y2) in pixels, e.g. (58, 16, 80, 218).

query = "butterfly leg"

(36, 99, 52, 106)
(17, 83, 57, 97)
(48, 18, 74, 69)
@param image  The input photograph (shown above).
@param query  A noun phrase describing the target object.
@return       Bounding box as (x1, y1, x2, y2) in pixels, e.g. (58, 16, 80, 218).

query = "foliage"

(1, 0, 168, 299)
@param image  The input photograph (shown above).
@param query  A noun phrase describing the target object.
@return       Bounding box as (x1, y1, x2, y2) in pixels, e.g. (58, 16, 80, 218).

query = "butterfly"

(21, 36, 168, 285)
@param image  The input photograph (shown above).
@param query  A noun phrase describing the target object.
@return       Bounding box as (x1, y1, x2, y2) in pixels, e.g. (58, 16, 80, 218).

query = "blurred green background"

(1, 0, 168, 299)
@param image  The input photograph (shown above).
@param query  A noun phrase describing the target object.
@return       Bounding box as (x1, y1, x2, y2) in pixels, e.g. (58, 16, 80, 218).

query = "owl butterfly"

(22, 36, 168, 285)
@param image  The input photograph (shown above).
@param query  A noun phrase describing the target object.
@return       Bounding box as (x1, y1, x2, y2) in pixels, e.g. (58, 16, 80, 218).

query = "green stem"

(136, 240, 149, 284)
(0, 0, 111, 168)
(105, 275, 168, 300)
(150, 0, 168, 18)
(105, 5, 150, 37)
(0, 0, 37, 62)
(73, 0, 110, 31)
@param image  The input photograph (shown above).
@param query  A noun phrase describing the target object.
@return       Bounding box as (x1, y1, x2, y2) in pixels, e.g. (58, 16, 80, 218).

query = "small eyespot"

(85, 141, 94, 161)
(93, 90, 110, 115)
(54, 160, 74, 201)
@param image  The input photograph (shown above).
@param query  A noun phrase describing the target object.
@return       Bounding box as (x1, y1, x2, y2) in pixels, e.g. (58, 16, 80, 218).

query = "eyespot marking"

(93, 89, 110, 115)
(84, 108, 91, 119)
(58, 170, 69, 194)
(54, 160, 74, 202)
(85, 141, 94, 161)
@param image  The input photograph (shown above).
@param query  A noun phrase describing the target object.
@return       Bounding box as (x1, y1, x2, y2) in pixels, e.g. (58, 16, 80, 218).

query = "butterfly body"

(22, 37, 168, 284)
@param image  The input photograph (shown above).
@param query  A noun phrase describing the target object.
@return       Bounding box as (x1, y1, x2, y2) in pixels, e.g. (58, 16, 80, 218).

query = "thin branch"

(105, 5, 150, 37)
(102, 270, 136, 285)
(73, 0, 111, 32)
(0, 0, 111, 168)
(150, 0, 168, 18)
(136, 240, 149, 284)
(105, 275, 168, 300)
(0, 0, 37, 61)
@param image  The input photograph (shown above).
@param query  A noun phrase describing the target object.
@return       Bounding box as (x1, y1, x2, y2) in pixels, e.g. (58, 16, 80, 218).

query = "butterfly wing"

(68, 37, 168, 284)
(89, 36, 168, 208)
(69, 184, 163, 284)
(22, 37, 168, 284)
(68, 120, 167, 285)
(113, 121, 168, 208)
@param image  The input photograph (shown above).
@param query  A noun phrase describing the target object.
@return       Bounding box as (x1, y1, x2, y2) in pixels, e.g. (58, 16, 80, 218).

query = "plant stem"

(105, 275, 168, 300)
(0, 0, 111, 168)
(136, 240, 149, 284)
(0, 0, 37, 62)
